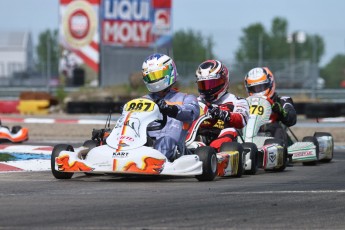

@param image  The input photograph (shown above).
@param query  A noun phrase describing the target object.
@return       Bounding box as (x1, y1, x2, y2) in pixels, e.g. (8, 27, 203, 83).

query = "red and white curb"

(1, 117, 116, 125)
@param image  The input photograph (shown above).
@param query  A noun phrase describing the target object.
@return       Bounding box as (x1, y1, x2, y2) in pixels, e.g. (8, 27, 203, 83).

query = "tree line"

(36, 17, 344, 88)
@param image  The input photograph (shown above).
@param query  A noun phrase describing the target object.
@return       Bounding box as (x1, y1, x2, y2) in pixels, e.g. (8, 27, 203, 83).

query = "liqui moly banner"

(59, 0, 100, 73)
(102, 0, 172, 47)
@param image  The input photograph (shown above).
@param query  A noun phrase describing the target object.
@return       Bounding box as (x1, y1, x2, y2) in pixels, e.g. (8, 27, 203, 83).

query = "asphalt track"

(0, 149, 344, 229)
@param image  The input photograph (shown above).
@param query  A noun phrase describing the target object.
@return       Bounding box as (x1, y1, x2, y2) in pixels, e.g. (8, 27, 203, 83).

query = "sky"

(0, 0, 344, 67)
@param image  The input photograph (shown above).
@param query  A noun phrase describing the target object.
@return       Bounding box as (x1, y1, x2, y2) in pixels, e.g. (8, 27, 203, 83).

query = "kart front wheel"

(302, 136, 319, 166)
(264, 138, 287, 172)
(314, 132, 333, 163)
(220, 142, 244, 178)
(195, 146, 217, 181)
(51, 144, 74, 179)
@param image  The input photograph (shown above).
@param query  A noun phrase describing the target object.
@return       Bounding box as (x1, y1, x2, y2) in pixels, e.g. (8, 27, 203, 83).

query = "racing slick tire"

(314, 132, 333, 163)
(195, 146, 218, 181)
(302, 136, 319, 166)
(264, 138, 287, 172)
(11, 126, 22, 134)
(220, 142, 244, 178)
(51, 144, 74, 179)
(242, 142, 259, 175)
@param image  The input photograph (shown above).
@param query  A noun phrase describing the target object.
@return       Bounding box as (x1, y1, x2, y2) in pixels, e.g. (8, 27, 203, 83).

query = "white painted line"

(221, 190, 345, 195)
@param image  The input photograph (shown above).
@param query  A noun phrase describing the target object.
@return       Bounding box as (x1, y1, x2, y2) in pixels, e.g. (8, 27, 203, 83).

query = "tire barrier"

(66, 101, 124, 114)
(65, 101, 345, 117)
(304, 103, 343, 118)
(18, 92, 58, 115)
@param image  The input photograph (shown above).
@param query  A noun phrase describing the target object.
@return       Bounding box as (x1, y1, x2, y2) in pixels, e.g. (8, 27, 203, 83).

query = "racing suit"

(199, 92, 250, 151)
(262, 93, 297, 145)
(144, 89, 200, 161)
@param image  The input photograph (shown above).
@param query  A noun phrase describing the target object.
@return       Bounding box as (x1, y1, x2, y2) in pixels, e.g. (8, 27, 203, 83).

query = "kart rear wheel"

(242, 142, 258, 175)
(195, 146, 217, 181)
(264, 138, 287, 172)
(314, 132, 333, 163)
(220, 142, 244, 178)
(51, 144, 74, 179)
(83, 140, 98, 150)
(302, 136, 319, 166)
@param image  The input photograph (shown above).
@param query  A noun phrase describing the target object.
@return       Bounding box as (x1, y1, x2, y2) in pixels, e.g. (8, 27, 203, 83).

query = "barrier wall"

(65, 101, 345, 118)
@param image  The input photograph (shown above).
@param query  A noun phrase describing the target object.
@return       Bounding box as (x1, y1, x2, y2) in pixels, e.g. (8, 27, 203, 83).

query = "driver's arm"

(174, 95, 200, 123)
(280, 97, 297, 127)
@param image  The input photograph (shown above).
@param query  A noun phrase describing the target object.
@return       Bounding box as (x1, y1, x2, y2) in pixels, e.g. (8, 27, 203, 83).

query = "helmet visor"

(197, 78, 226, 91)
(143, 65, 172, 83)
(246, 82, 271, 94)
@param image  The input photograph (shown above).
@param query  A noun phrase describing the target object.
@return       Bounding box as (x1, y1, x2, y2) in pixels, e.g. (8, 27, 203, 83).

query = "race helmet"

(142, 53, 177, 93)
(195, 60, 229, 102)
(244, 67, 276, 98)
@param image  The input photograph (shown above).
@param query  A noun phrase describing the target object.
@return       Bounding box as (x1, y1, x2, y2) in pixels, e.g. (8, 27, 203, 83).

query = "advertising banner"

(102, 0, 172, 48)
(59, 0, 100, 74)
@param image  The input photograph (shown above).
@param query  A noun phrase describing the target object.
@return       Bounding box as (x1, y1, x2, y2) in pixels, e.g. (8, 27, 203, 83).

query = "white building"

(0, 31, 34, 78)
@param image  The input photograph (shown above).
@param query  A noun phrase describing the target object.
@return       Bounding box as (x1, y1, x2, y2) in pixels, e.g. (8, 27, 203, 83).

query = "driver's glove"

(209, 106, 231, 122)
(155, 99, 178, 118)
(272, 102, 287, 117)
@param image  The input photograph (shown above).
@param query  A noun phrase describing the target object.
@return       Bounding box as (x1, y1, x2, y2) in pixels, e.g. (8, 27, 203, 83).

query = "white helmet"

(142, 53, 177, 93)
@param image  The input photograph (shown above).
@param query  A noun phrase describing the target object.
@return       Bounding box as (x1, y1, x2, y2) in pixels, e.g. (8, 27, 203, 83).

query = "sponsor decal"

(119, 135, 134, 142)
(124, 118, 141, 137)
(293, 151, 313, 157)
(269, 151, 276, 163)
(102, 0, 172, 47)
(112, 151, 129, 157)
(62, 1, 97, 49)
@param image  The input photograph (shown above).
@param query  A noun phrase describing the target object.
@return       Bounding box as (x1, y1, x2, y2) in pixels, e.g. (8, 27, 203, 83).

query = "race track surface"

(1, 115, 344, 229)
(0, 150, 344, 229)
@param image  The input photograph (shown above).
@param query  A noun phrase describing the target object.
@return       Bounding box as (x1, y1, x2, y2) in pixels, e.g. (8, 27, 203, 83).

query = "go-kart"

(239, 96, 333, 167)
(0, 121, 28, 143)
(186, 100, 247, 177)
(52, 98, 219, 181)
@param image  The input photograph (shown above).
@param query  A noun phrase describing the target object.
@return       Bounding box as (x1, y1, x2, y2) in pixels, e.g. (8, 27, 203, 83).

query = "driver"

(142, 53, 200, 161)
(244, 67, 297, 144)
(195, 60, 249, 151)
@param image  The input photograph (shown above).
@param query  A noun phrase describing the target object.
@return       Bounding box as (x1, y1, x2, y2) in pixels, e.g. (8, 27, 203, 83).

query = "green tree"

(235, 17, 325, 64)
(320, 54, 345, 88)
(36, 29, 59, 76)
(173, 29, 215, 62)
(236, 23, 268, 62)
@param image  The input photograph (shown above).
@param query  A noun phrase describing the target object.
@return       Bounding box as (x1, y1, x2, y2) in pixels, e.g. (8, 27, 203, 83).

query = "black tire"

(195, 146, 218, 181)
(264, 138, 287, 172)
(51, 144, 74, 179)
(242, 142, 258, 175)
(314, 132, 333, 163)
(83, 140, 98, 149)
(220, 142, 244, 178)
(11, 126, 22, 134)
(302, 136, 319, 166)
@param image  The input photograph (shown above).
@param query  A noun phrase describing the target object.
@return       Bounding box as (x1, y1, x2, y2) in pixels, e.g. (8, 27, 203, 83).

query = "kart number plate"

(250, 105, 264, 115)
(125, 99, 155, 112)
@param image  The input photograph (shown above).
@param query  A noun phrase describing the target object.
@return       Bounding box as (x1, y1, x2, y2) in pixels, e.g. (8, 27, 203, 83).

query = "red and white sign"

(60, 0, 100, 72)
(102, 0, 172, 47)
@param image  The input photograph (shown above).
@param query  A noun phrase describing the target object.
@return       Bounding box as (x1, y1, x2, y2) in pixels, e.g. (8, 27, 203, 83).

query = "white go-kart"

(239, 96, 333, 170)
(52, 98, 220, 181)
